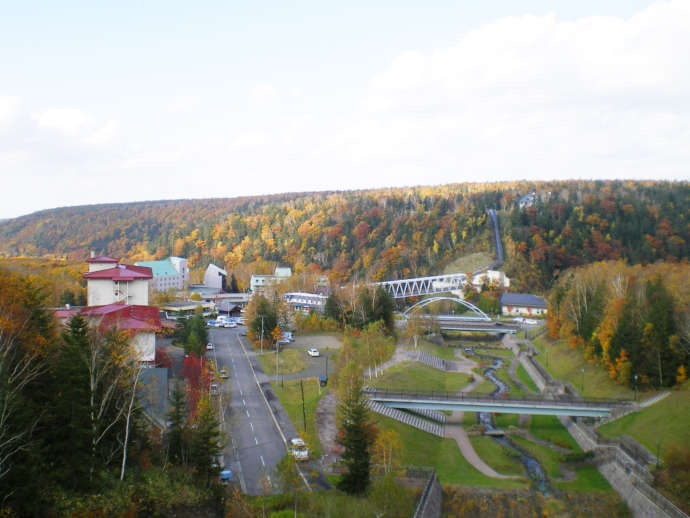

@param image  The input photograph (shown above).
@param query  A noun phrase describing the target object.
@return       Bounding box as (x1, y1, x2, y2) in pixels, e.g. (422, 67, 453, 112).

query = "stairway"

(413, 351, 447, 371)
(368, 400, 445, 437)
(409, 407, 447, 424)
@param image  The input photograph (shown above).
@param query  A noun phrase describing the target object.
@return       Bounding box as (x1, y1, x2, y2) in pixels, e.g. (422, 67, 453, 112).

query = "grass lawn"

(516, 363, 540, 393)
(529, 415, 580, 451)
(414, 339, 459, 361)
(471, 372, 497, 395)
(462, 412, 479, 426)
(371, 362, 471, 393)
(531, 336, 635, 399)
(258, 349, 306, 376)
(510, 435, 563, 479)
(443, 252, 494, 274)
(494, 413, 519, 429)
(494, 368, 529, 397)
(597, 384, 690, 462)
(270, 377, 324, 458)
(469, 436, 525, 476)
(477, 348, 514, 358)
(374, 415, 527, 488)
(555, 465, 613, 492)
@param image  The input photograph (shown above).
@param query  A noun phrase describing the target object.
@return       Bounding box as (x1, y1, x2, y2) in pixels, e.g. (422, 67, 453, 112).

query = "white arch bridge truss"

(374, 273, 467, 299)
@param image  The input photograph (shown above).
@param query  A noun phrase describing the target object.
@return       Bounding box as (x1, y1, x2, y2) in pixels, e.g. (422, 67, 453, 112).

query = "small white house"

(471, 270, 510, 291)
(500, 293, 547, 317)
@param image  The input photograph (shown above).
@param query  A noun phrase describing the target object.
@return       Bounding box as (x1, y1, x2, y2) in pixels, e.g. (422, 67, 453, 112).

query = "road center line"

(242, 398, 246, 406)
(250, 422, 254, 431)
(246, 409, 250, 417)
(260, 456, 265, 467)
(254, 437, 258, 445)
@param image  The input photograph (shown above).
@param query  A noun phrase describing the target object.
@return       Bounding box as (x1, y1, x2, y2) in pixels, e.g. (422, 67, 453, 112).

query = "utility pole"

(581, 367, 585, 394)
(275, 338, 279, 385)
(260, 315, 264, 354)
(300, 380, 307, 432)
(633, 373, 638, 402)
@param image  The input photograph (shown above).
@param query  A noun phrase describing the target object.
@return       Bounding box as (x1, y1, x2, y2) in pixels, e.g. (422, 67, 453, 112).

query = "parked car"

(289, 437, 309, 461)
(219, 468, 233, 484)
(307, 348, 320, 357)
(220, 367, 229, 379)
(223, 321, 236, 328)
(206, 342, 214, 350)
(210, 383, 219, 395)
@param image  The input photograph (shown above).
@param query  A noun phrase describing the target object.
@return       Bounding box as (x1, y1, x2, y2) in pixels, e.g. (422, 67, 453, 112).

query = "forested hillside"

(1, 181, 688, 290)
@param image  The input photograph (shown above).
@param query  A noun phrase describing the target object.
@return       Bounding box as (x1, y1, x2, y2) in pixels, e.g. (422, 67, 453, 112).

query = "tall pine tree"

(336, 379, 373, 495)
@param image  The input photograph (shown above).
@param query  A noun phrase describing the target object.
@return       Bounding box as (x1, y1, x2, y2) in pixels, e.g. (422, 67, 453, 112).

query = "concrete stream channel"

(473, 352, 551, 495)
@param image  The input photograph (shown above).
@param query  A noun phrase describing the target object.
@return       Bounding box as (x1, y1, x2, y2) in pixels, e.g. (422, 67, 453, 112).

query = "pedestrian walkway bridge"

(375, 273, 467, 299)
(365, 388, 631, 418)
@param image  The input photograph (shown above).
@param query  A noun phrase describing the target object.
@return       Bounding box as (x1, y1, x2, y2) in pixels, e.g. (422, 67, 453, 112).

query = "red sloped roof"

(81, 303, 161, 333)
(86, 256, 120, 263)
(54, 308, 79, 320)
(83, 264, 153, 281)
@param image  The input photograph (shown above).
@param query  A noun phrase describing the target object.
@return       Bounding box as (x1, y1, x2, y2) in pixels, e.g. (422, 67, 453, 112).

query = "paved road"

(209, 327, 286, 494)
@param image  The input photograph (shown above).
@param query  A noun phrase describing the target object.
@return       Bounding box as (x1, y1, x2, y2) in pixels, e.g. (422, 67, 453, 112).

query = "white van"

(289, 437, 309, 461)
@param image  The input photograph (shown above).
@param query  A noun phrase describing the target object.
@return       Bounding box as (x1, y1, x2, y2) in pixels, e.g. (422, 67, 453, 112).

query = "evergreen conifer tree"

(336, 380, 373, 495)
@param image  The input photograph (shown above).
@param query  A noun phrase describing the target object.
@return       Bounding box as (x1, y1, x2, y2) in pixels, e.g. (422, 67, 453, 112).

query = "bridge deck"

(365, 388, 631, 418)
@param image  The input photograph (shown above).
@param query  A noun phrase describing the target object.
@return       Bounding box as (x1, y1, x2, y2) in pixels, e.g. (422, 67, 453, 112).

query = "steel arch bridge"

(374, 272, 467, 299)
(402, 296, 491, 321)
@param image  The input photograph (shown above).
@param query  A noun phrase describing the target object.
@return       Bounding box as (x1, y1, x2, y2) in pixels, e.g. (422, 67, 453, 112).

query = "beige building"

(84, 257, 152, 306)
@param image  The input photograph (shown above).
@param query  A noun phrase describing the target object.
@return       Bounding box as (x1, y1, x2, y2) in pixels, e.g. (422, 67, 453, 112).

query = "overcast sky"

(1, 1, 688, 219)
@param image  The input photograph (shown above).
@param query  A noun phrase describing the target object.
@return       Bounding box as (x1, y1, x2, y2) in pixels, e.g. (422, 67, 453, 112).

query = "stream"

(475, 353, 551, 495)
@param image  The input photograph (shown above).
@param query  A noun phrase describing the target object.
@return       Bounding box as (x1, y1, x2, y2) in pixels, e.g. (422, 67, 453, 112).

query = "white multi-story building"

(83, 256, 152, 306)
(250, 266, 292, 294)
(135, 257, 189, 292)
(204, 263, 227, 291)
(75, 255, 161, 363)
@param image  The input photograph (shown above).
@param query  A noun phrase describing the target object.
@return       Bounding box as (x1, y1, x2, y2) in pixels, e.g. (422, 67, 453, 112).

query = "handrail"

(364, 386, 631, 407)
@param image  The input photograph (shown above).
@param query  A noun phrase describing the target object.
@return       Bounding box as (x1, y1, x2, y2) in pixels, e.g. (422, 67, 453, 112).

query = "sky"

(1, 0, 688, 219)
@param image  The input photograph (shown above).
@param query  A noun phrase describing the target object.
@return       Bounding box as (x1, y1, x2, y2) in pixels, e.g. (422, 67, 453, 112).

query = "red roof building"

(83, 264, 153, 281)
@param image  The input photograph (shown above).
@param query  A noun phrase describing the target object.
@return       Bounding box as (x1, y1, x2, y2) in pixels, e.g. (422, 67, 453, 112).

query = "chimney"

(90, 250, 96, 258)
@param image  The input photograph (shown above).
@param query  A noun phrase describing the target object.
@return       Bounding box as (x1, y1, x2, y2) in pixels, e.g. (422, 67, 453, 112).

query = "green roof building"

(135, 257, 188, 292)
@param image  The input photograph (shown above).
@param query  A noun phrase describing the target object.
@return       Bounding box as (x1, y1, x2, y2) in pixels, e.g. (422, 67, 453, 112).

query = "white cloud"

(339, 0, 690, 183)
(250, 83, 277, 104)
(85, 120, 120, 146)
(0, 96, 19, 125)
(2, 1, 689, 220)
(231, 131, 266, 151)
(35, 107, 90, 135)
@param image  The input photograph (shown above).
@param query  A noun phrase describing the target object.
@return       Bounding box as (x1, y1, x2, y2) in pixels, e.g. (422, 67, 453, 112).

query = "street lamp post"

(634, 373, 638, 402)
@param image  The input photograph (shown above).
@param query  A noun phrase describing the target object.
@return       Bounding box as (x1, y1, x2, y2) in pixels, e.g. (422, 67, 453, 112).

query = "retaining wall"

(412, 470, 443, 518)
